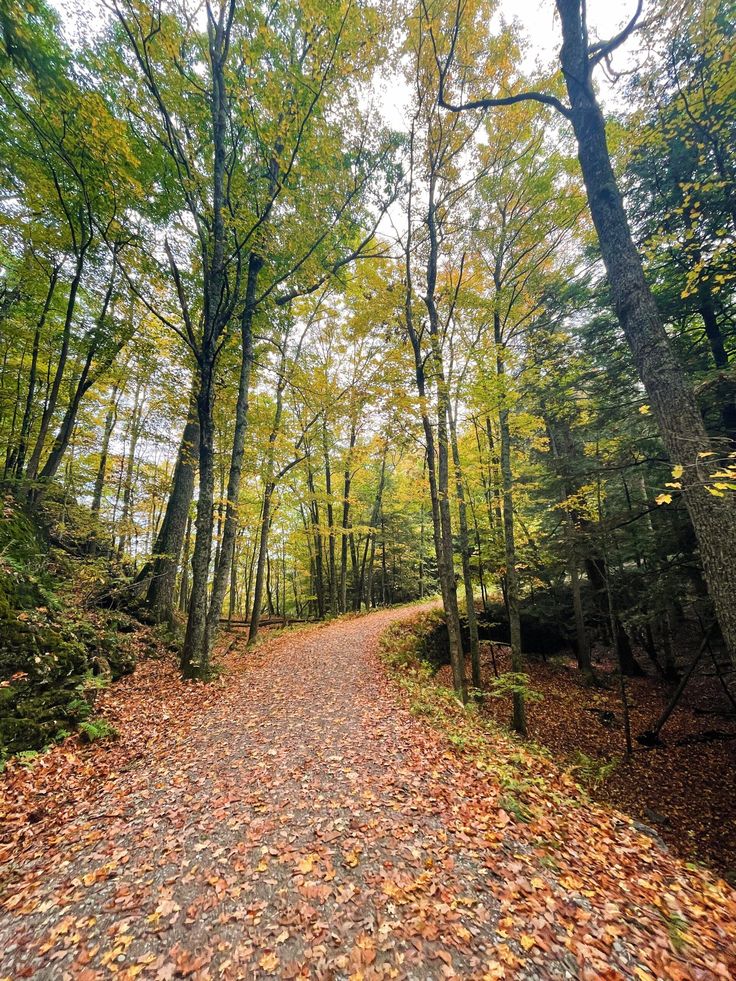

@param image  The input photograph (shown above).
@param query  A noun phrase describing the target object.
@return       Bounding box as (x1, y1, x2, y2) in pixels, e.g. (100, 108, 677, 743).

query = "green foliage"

(498, 793, 533, 824)
(378, 614, 586, 824)
(488, 672, 544, 704)
(78, 718, 118, 743)
(568, 751, 619, 790)
(0, 495, 135, 757)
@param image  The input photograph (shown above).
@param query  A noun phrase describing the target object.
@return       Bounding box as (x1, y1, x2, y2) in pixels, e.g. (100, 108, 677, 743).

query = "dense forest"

(1, 0, 736, 976)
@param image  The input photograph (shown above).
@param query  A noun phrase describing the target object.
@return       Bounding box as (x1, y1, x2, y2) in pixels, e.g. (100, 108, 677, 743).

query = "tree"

(433, 0, 736, 667)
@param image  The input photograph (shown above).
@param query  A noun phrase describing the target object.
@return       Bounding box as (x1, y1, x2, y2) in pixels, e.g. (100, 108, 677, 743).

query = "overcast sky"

(52, 0, 642, 101)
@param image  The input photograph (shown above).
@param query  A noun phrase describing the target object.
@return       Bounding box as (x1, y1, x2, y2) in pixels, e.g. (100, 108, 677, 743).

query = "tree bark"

(117, 380, 144, 559)
(449, 405, 481, 689)
(205, 256, 258, 650)
(145, 386, 199, 624)
(25, 250, 86, 483)
(182, 360, 217, 677)
(322, 417, 338, 616)
(498, 404, 526, 734)
(92, 384, 120, 517)
(339, 421, 357, 613)
(419, 161, 466, 701)
(15, 266, 59, 479)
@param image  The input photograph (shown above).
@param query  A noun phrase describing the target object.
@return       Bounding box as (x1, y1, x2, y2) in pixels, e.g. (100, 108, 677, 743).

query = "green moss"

(0, 494, 136, 757)
(0, 717, 46, 752)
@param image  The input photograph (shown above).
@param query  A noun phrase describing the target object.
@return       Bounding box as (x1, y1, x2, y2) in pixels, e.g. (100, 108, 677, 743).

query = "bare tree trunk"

(449, 405, 481, 688)
(494, 308, 526, 734)
(145, 386, 199, 624)
(182, 362, 217, 677)
(92, 384, 120, 516)
(248, 483, 275, 642)
(545, 415, 594, 681)
(26, 251, 86, 483)
(403, 119, 465, 700)
(206, 259, 258, 649)
(306, 451, 326, 619)
(15, 266, 59, 479)
(117, 381, 144, 559)
(498, 402, 526, 735)
(228, 534, 237, 625)
(322, 417, 337, 616)
(179, 513, 192, 613)
(339, 422, 357, 613)
(39, 264, 122, 484)
(181, 4, 237, 678)
(248, 345, 286, 645)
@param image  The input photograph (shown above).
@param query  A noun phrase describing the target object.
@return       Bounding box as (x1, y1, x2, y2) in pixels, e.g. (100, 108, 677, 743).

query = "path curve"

(1, 605, 735, 980)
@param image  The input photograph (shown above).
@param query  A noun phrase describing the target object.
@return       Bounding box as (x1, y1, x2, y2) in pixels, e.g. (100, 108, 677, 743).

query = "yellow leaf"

(519, 934, 536, 951)
(639, 405, 651, 415)
(633, 968, 656, 981)
(297, 854, 317, 874)
(671, 464, 684, 479)
(259, 952, 280, 973)
(655, 493, 672, 505)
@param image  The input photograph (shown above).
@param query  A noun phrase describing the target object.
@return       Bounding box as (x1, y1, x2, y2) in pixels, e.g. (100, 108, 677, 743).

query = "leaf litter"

(0, 606, 734, 979)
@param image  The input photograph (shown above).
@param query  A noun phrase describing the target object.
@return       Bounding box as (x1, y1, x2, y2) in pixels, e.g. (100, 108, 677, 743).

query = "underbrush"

(384, 610, 736, 879)
(378, 612, 587, 823)
(0, 491, 140, 761)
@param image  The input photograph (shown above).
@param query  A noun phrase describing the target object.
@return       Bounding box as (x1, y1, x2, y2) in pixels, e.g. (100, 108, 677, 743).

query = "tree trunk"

(40, 265, 121, 484)
(339, 422, 357, 613)
(117, 381, 144, 559)
(449, 406, 481, 689)
(15, 266, 59, 479)
(180, 4, 237, 678)
(499, 403, 526, 734)
(305, 452, 325, 619)
(419, 164, 466, 701)
(179, 513, 192, 612)
(25, 251, 86, 483)
(322, 418, 338, 616)
(557, 0, 736, 667)
(495, 312, 526, 734)
(92, 385, 120, 517)
(545, 415, 594, 681)
(248, 481, 275, 643)
(181, 359, 217, 678)
(698, 291, 736, 443)
(145, 387, 199, 624)
(205, 258, 258, 649)
(247, 340, 286, 646)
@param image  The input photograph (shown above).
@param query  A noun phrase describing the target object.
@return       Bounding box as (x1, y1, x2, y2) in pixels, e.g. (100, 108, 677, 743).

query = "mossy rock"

(0, 717, 47, 753)
(0, 493, 137, 757)
(0, 617, 88, 683)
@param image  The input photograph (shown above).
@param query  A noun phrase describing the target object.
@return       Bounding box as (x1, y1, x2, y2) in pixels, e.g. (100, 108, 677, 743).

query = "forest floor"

(1, 605, 735, 980)
(451, 643, 736, 881)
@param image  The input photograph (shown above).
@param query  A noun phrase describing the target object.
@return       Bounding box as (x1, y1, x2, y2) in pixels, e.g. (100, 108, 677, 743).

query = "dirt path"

(1, 606, 735, 980)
